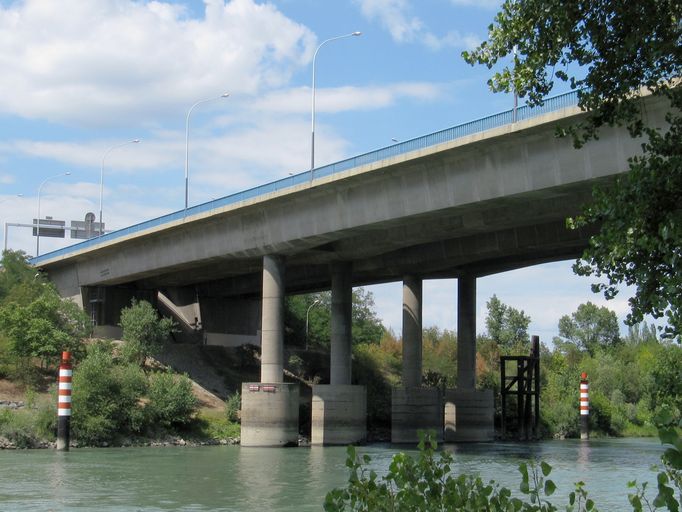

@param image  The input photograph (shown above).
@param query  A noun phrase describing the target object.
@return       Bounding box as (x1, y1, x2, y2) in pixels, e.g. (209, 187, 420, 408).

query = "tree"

(484, 294, 531, 350)
(463, 0, 682, 339)
(119, 299, 175, 365)
(351, 288, 385, 345)
(285, 287, 385, 348)
(0, 285, 89, 367)
(557, 302, 621, 355)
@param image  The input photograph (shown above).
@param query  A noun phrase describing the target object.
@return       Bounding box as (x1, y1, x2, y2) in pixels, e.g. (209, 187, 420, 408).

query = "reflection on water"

(0, 438, 664, 511)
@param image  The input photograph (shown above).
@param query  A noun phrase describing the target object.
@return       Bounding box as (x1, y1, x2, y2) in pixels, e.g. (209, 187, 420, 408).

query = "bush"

(146, 371, 197, 428)
(70, 341, 147, 444)
(324, 432, 567, 511)
(226, 392, 241, 423)
(119, 299, 175, 365)
(0, 409, 41, 448)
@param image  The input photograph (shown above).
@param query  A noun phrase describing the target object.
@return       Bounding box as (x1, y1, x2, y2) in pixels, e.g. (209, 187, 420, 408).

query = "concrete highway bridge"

(32, 91, 666, 446)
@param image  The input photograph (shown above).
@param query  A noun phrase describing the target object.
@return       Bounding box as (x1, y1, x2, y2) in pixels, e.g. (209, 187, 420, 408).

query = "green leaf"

(540, 461, 552, 477)
(544, 480, 556, 496)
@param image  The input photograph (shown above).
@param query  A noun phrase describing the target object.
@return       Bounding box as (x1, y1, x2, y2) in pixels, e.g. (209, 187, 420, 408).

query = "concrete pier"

(392, 387, 443, 443)
(391, 276, 443, 443)
(241, 255, 300, 447)
(457, 275, 476, 391)
(261, 255, 285, 384)
(312, 263, 367, 445)
(311, 384, 366, 445)
(330, 263, 352, 385)
(444, 389, 495, 442)
(240, 382, 300, 447)
(444, 275, 494, 442)
(402, 275, 422, 388)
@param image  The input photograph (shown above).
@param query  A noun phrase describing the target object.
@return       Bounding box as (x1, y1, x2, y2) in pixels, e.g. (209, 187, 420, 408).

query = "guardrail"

(31, 89, 580, 265)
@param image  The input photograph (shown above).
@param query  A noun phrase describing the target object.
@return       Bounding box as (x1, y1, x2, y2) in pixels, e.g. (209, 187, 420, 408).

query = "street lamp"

(100, 139, 140, 230)
(1, 194, 23, 254)
(185, 92, 230, 210)
(310, 31, 362, 181)
(36, 172, 71, 256)
(305, 298, 322, 350)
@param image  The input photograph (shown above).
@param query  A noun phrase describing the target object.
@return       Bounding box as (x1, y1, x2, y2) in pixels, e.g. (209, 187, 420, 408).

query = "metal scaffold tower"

(500, 335, 540, 440)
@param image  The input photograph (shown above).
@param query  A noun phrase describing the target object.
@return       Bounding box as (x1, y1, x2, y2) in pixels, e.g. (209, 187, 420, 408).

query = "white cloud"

(0, 0, 315, 126)
(354, 0, 480, 50)
(354, 0, 423, 43)
(0, 174, 15, 185)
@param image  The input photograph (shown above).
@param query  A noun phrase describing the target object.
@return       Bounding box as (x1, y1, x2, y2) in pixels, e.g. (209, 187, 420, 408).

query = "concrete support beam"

(457, 274, 477, 390)
(392, 388, 443, 444)
(402, 275, 422, 388)
(261, 255, 285, 383)
(240, 383, 299, 447)
(444, 389, 494, 442)
(311, 384, 366, 445)
(330, 263, 352, 385)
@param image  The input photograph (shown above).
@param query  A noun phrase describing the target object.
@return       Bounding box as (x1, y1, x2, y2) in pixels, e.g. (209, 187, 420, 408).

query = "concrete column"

(261, 255, 285, 383)
(330, 262, 352, 385)
(402, 275, 422, 388)
(457, 274, 476, 390)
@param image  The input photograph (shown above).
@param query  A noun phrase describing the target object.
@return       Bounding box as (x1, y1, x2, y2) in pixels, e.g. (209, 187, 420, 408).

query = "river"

(0, 438, 665, 511)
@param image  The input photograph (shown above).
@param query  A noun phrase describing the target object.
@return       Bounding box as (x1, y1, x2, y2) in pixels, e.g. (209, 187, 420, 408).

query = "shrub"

(146, 371, 197, 428)
(226, 392, 241, 423)
(70, 341, 147, 444)
(119, 299, 175, 365)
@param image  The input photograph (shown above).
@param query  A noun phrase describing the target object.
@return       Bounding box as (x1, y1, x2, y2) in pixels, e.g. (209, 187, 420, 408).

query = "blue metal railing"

(31, 90, 580, 265)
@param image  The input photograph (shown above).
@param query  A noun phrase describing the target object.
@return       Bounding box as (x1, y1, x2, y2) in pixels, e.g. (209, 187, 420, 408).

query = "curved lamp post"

(36, 172, 71, 256)
(310, 31, 362, 181)
(185, 92, 230, 210)
(1, 194, 23, 253)
(100, 139, 140, 229)
(305, 298, 322, 350)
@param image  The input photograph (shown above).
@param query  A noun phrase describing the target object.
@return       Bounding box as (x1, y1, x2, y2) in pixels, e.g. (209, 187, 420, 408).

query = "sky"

(0, 0, 654, 343)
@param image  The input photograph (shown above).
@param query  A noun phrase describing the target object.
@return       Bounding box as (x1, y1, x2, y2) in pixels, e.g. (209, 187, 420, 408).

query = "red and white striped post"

(57, 351, 72, 451)
(580, 372, 589, 440)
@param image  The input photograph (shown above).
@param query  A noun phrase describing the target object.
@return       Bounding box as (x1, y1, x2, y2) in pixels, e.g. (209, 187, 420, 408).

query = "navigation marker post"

(580, 372, 589, 440)
(57, 351, 72, 451)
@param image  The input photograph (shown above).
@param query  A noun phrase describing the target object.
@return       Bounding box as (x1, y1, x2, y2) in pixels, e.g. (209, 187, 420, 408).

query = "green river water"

(0, 438, 665, 511)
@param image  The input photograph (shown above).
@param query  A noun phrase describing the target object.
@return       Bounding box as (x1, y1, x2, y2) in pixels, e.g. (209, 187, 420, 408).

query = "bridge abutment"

(392, 276, 443, 443)
(312, 263, 366, 445)
(241, 255, 299, 447)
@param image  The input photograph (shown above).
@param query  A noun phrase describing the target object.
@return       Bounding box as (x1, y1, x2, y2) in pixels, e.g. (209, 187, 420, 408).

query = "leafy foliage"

(485, 294, 531, 351)
(463, 0, 682, 339)
(119, 299, 175, 365)
(0, 251, 89, 370)
(285, 288, 385, 349)
(557, 302, 621, 355)
(70, 341, 148, 444)
(146, 370, 197, 428)
(325, 432, 578, 511)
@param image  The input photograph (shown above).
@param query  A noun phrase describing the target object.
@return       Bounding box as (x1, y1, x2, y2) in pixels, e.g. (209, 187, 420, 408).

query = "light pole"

(1, 194, 23, 254)
(100, 139, 140, 230)
(185, 92, 230, 210)
(305, 299, 322, 350)
(36, 172, 71, 256)
(310, 31, 362, 181)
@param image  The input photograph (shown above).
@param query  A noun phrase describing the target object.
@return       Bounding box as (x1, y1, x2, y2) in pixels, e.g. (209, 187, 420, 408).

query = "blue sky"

(0, 0, 649, 342)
